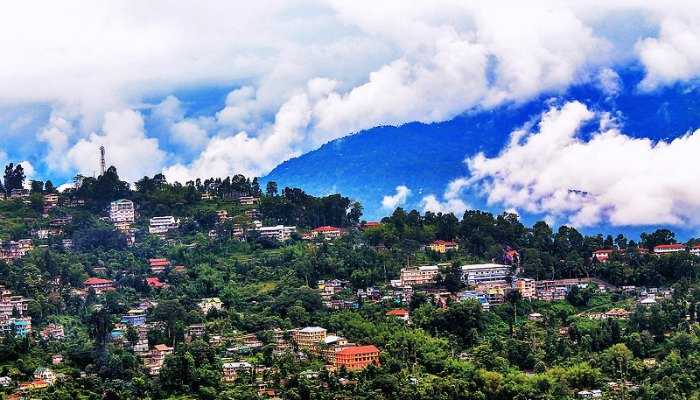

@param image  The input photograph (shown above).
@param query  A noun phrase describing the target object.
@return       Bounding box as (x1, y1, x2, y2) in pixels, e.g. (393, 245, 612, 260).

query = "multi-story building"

(84, 277, 115, 294)
(461, 264, 510, 285)
(222, 361, 253, 383)
(475, 281, 510, 304)
(309, 226, 344, 240)
(9, 188, 29, 199)
(41, 323, 65, 341)
(292, 326, 327, 350)
(13, 317, 32, 337)
(149, 216, 178, 235)
(33, 367, 56, 385)
(653, 244, 686, 254)
(185, 324, 206, 342)
(0, 292, 30, 318)
(145, 344, 173, 375)
(121, 309, 147, 326)
(198, 297, 224, 314)
(255, 225, 296, 242)
(514, 278, 536, 299)
(148, 258, 170, 274)
(109, 199, 135, 223)
(691, 245, 700, 256)
(399, 265, 440, 286)
(334, 345, 381, 371)
(0, 239, 33, 261)
(428, 240, 459, 253)
(459, 290, 490, 310)
(238, 196, 258, 206)
(43, 193, 59, 211)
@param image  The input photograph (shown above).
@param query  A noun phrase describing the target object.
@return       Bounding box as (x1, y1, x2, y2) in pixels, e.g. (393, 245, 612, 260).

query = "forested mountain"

(264, 70, 700, 235)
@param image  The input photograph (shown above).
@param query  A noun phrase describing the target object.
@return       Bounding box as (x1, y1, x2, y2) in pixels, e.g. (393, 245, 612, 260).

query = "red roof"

(654, 244, 686, 250)
(362, 222, 381, 229)
(337, 345, 380, 356)
(313, 226, 341, 232)
(149, 258, 170, 266)
(84, 277, 113, 285)
(154, 344, 172, 352)
(386, 309, 409, 317)
(146, 277, 165, 288)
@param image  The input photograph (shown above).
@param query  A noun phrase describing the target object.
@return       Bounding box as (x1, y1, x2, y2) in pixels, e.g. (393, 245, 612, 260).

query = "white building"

(653, 244, 686, 254)
(399, 265, 440, 286)
(461, 264, 510, 285)
(110, 199, 135, 223)
(255, 225, 296, 242)
(149, 216, 178, 235)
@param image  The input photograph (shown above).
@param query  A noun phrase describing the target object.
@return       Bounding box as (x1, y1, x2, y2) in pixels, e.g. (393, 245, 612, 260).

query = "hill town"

(0, 163, 699, 399)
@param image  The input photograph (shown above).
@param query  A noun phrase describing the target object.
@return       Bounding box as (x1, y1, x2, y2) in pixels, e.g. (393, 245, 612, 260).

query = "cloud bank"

(463, 101, 700, 227)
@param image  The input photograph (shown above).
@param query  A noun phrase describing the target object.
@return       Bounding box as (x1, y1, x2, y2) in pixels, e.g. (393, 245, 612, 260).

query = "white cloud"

(382, 185, 411, 210)
(0, 1, 698, 183)
(420, 195, 469, 217)
(466, 100, 700, 227)
(597, 68, 622, 96)
(421, 177, 469, 216)
(636, 12, 700, 90)
(67, 110, 166, 182)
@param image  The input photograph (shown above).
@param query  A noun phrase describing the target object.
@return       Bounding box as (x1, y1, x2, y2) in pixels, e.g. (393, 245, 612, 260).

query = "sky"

(3, 1, 700, 228)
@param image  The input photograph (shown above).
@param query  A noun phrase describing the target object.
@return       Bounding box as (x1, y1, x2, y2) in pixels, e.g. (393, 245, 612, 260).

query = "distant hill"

(263, 69, 700, 236)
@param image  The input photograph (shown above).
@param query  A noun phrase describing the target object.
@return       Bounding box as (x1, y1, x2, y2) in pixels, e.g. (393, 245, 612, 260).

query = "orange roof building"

(335, 345, 380, 371)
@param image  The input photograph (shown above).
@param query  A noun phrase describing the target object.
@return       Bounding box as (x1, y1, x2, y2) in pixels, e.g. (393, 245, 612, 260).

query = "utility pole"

(99, 145, 106, 175)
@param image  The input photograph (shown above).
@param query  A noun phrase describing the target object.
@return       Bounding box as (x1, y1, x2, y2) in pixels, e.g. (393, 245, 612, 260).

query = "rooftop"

(337, 345, 380, 356)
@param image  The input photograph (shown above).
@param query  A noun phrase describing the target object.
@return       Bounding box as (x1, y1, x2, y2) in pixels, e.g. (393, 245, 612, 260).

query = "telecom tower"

(100, 146, 106, 175)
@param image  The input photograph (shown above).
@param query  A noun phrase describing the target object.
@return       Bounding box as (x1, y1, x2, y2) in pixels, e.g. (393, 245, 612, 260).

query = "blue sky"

(2, 1, 700, 231)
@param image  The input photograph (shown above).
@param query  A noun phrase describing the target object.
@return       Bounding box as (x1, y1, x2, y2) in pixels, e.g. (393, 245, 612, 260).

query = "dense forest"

(1, 165, 700, 399)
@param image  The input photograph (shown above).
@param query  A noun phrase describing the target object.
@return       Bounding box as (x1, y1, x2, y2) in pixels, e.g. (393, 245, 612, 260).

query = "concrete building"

(255, 225, 296, 242)
(399, 265, 440, 287)
(514, 278, 536, 299)
(653, 244, 686, 254)
(238, 196, 258, 206)
(121, 309, 147, 326)
(292, 326, 327, 350)
(149, 216, 178, 235)
(461, 264, 510, 285)
(109, 199, 135, 223)
(84, 277, 115, 294)
(222, 361, 253, 383)
(335, 345, 381, 371)
(148, 258, 170, 274)
(309, 225, 344, 240)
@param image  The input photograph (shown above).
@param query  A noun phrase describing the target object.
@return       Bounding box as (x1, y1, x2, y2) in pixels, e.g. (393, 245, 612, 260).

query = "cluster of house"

(108, 199, 180, 241)
(593, 243, 700, 262)
(0, 238, 33, 262)
(394, 263, 612, 308)
(0, 285, 31, 337)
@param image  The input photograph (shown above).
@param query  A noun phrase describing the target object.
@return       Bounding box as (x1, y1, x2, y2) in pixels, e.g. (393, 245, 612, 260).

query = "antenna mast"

(99, 146, 106, 175)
